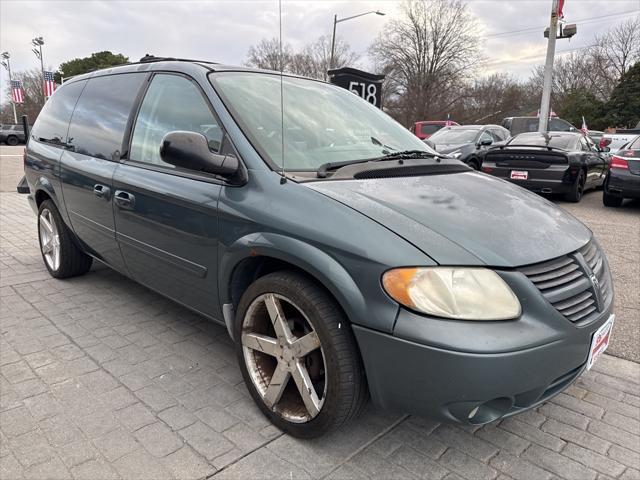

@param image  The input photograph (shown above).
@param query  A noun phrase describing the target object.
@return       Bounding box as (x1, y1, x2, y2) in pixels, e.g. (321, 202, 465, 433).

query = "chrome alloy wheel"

(241, 293, 327, 423)
(39, 208, 60, 271)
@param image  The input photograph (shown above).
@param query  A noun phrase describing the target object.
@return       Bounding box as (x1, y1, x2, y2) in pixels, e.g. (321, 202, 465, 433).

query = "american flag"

(43, 71, 56, 97)
(11, 80, 25, 104)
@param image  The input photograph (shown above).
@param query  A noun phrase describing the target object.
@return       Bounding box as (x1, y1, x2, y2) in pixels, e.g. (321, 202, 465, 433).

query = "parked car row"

(415, 116, 639, 206)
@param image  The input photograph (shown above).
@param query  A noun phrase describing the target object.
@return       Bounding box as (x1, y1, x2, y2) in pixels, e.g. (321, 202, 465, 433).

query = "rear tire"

(38, 200, 93, 278)
(6, 135, 19, 146)
(565, 170, 585, 202)
(235, 271, 367, 438)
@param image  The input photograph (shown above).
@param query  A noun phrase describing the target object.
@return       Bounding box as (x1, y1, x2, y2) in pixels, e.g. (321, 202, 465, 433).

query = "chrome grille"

(521, 240, 612, 324)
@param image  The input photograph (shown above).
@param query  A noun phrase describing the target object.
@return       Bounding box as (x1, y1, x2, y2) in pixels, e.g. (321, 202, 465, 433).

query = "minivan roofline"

(61, 58, 329, 86)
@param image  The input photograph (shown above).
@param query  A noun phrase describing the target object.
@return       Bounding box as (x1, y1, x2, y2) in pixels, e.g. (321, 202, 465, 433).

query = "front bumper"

(354, 304, 612, 425)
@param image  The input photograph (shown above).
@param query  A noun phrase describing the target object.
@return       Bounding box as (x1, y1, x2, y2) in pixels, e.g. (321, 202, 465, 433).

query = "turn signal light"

(610, 156, 629, 170)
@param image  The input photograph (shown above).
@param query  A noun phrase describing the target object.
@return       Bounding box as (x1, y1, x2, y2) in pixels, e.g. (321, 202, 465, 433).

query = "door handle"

(114, 190, 135, 209)
(93, 184, 111, 200)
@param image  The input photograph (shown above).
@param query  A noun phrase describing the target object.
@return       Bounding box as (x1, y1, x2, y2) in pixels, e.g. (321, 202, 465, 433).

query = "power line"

(484, 10, 638, 38)
(484, 44, 596, 68)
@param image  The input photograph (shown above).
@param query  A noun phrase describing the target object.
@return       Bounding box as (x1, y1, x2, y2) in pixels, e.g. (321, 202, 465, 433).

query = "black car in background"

(501, 117, 578, 136)
(603, 135, 640, 207)
(482, 132, 608, 202)
(425, 125, 510, 170)
(0, 124, 29, 145)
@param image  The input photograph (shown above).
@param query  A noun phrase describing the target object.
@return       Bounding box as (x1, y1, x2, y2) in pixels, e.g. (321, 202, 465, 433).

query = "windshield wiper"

(316, 150, 440, 178)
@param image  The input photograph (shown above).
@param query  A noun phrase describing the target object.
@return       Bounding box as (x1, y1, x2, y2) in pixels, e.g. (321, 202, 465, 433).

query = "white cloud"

(1, 0, 638, 94)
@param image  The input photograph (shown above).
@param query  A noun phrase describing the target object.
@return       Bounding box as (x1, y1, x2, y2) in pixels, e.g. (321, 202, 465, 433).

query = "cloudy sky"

(1, 0, 638, 95)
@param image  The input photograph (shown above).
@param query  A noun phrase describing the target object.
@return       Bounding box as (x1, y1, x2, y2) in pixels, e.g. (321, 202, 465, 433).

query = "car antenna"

(278, 0, 287, 185)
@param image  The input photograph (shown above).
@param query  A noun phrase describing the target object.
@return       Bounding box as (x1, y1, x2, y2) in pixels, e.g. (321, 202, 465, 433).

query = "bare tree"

(245, 37, 294, 71)
(370, 0, 482, 126)
(588, 16, 640, 98)
(453, 74, 533, 124)
(245, 35, 358, 80)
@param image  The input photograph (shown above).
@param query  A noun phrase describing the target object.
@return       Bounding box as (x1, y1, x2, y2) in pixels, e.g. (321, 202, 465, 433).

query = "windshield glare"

(211, 72, 435, 171)
(430, 129, 478, 144)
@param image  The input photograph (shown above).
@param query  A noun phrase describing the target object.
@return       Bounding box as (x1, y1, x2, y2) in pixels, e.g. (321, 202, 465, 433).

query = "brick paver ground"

(1, 148, 639, 479)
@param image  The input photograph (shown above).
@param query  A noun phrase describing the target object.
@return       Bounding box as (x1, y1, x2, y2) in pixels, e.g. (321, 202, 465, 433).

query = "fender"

(219, 232, 380, 336)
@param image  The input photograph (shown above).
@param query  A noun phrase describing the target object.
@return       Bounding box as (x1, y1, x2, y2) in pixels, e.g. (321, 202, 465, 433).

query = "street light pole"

(1, 52, 18, 124)
(538, 0, 559, 133)
(31, 37, 45, 100)
(329, 10, 385, 71)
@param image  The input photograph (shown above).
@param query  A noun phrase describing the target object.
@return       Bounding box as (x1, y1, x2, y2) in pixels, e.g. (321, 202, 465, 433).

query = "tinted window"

(510, 134, 577, 149)
(549, 118, 572, 131)
(67, 73, 146, 160)
(130, 74, 223, 168)
(31, 80, 86, 146)
(420, 124, 443, 135)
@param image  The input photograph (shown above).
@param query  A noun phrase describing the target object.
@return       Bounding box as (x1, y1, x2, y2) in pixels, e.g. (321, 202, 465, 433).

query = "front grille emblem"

(574, 252, 604, 312)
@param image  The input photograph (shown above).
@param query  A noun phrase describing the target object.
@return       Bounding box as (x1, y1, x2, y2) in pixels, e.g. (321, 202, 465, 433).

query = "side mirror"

(479, 138, 493, 146)
(160, 131, 238, 177)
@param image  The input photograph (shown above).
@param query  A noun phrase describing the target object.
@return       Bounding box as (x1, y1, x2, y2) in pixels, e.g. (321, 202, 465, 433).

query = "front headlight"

(382, 267, 521, 320)
(450, 151, 462, 158)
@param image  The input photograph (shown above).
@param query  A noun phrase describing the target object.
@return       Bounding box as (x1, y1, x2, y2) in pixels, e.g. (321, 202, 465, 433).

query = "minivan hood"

(307, 171, 591, 267)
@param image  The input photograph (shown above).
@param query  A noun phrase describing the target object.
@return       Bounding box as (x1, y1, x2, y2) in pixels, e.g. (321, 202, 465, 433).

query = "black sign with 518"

(327, 67, 385, 109)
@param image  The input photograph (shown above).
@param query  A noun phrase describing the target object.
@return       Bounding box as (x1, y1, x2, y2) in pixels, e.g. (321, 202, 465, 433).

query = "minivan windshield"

(210, 72, 436, 171)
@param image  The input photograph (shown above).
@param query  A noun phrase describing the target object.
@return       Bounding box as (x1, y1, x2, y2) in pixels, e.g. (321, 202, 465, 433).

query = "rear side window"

(31, 80, 86, 146)
(129, 74, 223, 168)
(67, 73, 146, 160)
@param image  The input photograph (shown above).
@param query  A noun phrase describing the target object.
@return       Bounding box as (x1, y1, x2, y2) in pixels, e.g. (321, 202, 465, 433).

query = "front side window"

(31, 80, 86, 146)
(211, 72, 434, 171)
(130, 74, 223, 168)
(67, 73, 146, 160)
(478, 131, 493, 144)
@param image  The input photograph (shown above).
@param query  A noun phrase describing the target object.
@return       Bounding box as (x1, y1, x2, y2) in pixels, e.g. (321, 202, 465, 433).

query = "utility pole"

(1, 52, 18, 123)
(538, 0, 559, 133)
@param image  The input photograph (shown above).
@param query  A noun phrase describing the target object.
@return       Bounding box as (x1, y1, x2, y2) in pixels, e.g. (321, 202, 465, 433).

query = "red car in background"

(413, 120, 460, 139)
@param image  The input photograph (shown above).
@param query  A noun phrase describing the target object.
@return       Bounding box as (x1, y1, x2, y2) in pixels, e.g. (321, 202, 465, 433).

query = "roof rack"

(138, 54, 217, 65)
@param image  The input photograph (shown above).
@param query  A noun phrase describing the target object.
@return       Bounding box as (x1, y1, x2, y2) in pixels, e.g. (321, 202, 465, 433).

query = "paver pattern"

(1, 146, 639, 479)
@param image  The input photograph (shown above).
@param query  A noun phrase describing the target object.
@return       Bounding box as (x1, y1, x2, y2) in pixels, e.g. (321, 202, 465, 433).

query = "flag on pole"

(11, 80, 25, 104)
(557, 0, 565, 19)
(581, 116, 588, 134)
(43, 71, 56, 97)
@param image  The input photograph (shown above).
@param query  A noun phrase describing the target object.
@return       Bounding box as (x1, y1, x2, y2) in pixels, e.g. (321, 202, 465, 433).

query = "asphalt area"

(1, 144, 638, 362)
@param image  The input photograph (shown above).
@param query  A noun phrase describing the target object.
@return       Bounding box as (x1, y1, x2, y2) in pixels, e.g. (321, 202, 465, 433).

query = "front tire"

(6, 136, 19, 146)
(38, 200, 93, 278)
(234, 271, 367, 438)
(565, 170, 585, 202)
